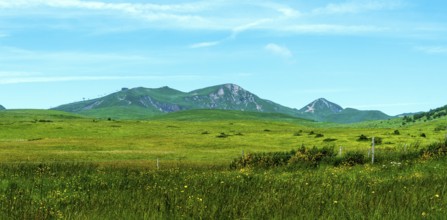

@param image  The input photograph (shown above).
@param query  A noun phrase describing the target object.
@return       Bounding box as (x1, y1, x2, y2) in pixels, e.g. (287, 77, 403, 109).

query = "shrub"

(340, 151, 365, 166)
(420, 140, 447, 159)
(358, 134, 369, 141)
(315, 133, 324, 138)
(216, 133, 229, 138)
(288, 146, 335, 168)
(372, 137, 383, 145)
(323, 138, 337, 142)
(393, 130, 400, 135)
(230, 150, 294, 169)
(420, 133, 427, 138)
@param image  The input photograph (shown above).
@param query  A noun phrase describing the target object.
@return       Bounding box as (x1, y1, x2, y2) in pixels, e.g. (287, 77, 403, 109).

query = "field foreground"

(1, 160, 447, 219)
(1, 110, 447, 219)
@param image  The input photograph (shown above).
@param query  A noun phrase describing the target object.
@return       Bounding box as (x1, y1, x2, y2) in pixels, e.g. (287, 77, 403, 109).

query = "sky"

(0, 0, 446, 115)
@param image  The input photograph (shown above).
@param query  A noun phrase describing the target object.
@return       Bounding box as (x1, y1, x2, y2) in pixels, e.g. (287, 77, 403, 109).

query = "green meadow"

(1, 109, 447, 219)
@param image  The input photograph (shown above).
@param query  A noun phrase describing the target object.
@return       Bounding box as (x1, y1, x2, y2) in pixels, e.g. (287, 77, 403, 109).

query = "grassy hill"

(52, 84, 393, 123)
(151, 109, 314, 123)
(52, 84, 301, 120)
(0, 109, 445, 164)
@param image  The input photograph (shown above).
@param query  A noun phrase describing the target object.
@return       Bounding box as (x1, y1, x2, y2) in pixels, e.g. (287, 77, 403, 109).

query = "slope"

(52, 84, 301, 119)
(298, 98, 391, 123)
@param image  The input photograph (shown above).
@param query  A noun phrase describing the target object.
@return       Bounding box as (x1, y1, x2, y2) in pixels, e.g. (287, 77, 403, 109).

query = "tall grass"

(1, 157, 447, 219)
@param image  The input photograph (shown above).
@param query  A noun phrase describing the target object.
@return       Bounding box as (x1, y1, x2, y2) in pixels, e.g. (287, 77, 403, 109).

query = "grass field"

(1, 109, 447, 219)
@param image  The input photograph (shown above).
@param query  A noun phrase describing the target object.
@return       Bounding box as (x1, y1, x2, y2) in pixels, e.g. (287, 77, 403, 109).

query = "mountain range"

(0, 105, 5, 110)
(52, 83, 392, 123)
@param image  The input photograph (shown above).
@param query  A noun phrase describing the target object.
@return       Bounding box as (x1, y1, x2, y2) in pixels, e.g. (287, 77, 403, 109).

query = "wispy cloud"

(0, 0, 211, 28)
(313, 0, 404, 14)
(282, 24, 388, 34)
(0, 73, 202, 85)
(415, 46, 447, 54)
(189, 41, 221, 49)
(0, 0, 396, 35)
(264, 43, 293, 58)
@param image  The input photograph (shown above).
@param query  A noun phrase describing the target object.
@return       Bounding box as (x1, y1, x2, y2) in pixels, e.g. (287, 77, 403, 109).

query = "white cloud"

(313, 0, 403, 14)
(282, 24, 388, 34)
(0, 74, 202, 85)
(189, 41, 221, 49)
(0, 0, 401, 37)
(0, 0, 210, 26)
(264, 43, 292, 58)
(415, 46, 447, 54)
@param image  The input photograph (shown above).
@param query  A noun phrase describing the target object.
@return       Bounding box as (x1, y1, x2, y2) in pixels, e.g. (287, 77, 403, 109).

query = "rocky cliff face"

(185, 84, 264, 111)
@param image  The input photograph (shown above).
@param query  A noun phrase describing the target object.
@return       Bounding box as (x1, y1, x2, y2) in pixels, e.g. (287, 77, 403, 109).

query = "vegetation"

(1, 109, 447, 218)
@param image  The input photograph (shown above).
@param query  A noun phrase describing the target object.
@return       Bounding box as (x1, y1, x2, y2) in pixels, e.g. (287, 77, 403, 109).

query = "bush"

(358, 134, 368, 141)
(315, 133, 324, 138)
(420, 133, 427, 138)
(393, 130, 400, 135)
(340, 151, 365, 166)
(230, 150, 295, 169)
(288, 146, 336, 168)
(323, 138, 337, 142)
(420, 140, 447, 159)
(216, 133, 229, 138)
(372, 137, 383, 145)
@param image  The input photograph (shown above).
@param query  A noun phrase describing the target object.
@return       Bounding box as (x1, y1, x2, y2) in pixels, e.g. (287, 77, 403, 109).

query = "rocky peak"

(300, 98, 343, 114)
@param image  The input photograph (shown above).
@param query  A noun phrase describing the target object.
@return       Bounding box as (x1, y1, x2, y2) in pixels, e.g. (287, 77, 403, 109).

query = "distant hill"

(52, 84, 392, 123)
(297, 98, 392, 123)
(401, 105, 447, 125)
(0, 105, 5, 110)
(53, 84, 299, 119)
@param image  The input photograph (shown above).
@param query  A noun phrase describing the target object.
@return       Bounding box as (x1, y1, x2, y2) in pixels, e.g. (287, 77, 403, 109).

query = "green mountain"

(52, 84, 392, 123)
(297, 98, 392, 123)
(0, 105, 5, 110)
(52, 84, 299, 119)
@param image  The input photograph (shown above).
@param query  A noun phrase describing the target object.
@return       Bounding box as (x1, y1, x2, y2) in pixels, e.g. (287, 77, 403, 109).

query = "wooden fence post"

(371, 137, 375, 164)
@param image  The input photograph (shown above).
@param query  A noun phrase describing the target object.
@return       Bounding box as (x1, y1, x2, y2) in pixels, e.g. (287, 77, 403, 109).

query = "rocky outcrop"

(139, 96, 184, 113)
(184, 84, 264, 111)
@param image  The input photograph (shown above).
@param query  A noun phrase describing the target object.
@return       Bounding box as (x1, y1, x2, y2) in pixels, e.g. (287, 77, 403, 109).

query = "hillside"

(297, 98, 392, 123)
(151, 109, 314, 124)
(53, 84, 392, 123)
(0, 105, 5, 110)
(52, 84, 300, 119)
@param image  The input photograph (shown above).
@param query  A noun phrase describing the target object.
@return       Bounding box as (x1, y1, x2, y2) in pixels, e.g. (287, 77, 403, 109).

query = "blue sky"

(0, 0, 446, 115)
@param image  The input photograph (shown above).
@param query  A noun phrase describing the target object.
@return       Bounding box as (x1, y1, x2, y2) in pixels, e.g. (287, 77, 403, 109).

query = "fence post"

(371, 137, 375, 164)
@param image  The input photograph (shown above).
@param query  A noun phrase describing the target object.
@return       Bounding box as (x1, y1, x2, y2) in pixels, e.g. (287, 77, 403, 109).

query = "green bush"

(357, 134, 368, 141)
(340, 151, 365, 166)
(288, 146, 335, 168)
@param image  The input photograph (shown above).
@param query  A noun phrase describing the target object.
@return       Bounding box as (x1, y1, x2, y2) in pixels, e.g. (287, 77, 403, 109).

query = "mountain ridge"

(52, 84, 391, 123)
(0, 105, 5, 110)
